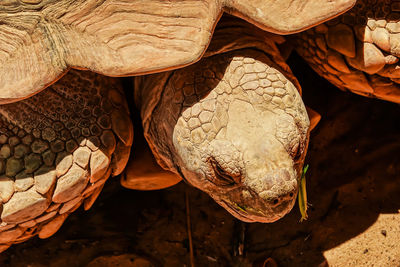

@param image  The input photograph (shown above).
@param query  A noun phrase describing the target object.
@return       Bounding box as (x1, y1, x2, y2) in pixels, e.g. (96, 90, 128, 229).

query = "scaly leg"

(0, 70, 133, 250)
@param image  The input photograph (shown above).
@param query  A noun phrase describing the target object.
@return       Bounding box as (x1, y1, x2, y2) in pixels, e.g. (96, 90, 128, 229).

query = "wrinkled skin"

(137, 49, 310, 223)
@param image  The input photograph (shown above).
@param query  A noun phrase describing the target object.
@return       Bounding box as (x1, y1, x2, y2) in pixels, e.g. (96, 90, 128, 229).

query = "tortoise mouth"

(219, 199, 284, 223)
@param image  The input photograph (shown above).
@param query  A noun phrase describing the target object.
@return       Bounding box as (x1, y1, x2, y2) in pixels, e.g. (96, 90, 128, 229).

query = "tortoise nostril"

(269, 190, 296, 206)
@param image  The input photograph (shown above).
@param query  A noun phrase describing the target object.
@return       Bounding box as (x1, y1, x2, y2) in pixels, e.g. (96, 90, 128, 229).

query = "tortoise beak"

(214, 183, 298, 223)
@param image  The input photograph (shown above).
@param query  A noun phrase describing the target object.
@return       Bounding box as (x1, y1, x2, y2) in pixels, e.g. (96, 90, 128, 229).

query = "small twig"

(185, 188, 195, 267)
(232, 219, 246, 257)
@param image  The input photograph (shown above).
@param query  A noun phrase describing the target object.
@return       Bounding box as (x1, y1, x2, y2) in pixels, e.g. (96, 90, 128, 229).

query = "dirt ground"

(0, 53, 399, 267)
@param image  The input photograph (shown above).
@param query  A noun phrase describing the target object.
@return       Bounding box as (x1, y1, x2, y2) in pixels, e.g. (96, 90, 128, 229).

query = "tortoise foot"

(121, 140, 181, 191)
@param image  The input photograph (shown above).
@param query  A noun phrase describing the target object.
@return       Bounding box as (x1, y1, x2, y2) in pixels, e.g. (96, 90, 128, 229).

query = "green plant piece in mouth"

(298, 164, 309, 222)
(235, 203, 247, 212)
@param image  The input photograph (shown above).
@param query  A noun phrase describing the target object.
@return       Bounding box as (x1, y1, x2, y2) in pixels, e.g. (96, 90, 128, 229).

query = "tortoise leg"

(121, 125, 181, 191)
(0, 70, 133, 249)
(292, 0, 400, 104)
(135, 48, 310, 223)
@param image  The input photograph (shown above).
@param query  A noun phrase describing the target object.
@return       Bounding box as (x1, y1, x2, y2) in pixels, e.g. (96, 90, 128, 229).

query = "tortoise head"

(142, 49, 310, 223)
(174, 97, 308, 223)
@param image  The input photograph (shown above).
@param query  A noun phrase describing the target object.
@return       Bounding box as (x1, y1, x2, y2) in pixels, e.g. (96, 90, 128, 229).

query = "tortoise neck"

(204, 15, 285, 58)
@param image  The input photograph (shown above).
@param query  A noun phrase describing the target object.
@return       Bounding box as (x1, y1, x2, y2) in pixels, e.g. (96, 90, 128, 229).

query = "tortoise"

(291, 0, 400, 103)
(0, 0, 380, 251)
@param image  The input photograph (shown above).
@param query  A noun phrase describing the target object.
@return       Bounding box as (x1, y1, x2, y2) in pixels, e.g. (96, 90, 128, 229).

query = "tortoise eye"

(209, 159, 237, 186)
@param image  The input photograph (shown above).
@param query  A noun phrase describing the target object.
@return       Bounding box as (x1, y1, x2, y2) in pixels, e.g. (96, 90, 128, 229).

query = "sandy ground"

(0, 53, 399, 267)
